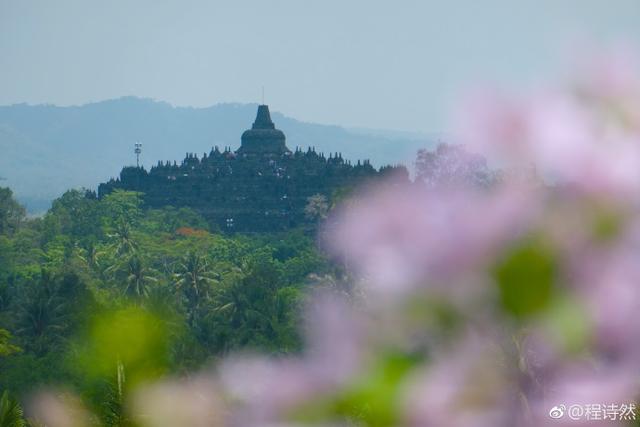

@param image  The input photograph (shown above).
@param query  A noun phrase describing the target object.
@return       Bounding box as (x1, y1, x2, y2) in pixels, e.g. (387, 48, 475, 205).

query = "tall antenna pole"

(134, 142, 142, 167)
(262, 86, 264, 105)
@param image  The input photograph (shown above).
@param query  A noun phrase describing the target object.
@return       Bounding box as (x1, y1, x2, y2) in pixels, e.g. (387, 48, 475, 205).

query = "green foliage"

(174, 252, 217, 309)
(590, 205, 623, 243)
(493, 238, 557, 319)
(0, 187, 26, 237)
(106, 221, 138, 257)
(0, 187, 329, 402)
(292, 353, 420, 427)
(14, 271, 69, 354)
(333, 353, 418, 427)
(43, 189, 102, 243)
(77, 306, 172, 408)
(102, 190, 143, 230)
(0, 330, 20, 357)
(205, 250, 302, 353)
(541, 294, 592, 354)
(0, 351, 76, 398)
(140, 207, 210, 234)
(105, 254, 158, 299)
(0, 390, 26, 427)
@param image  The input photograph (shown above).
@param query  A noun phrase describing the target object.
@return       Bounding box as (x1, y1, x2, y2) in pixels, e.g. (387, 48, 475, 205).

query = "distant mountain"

(0, 97, 435, 213)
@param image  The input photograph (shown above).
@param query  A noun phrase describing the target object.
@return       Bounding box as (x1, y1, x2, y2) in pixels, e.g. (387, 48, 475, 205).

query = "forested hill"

(0, 98, 434, 213)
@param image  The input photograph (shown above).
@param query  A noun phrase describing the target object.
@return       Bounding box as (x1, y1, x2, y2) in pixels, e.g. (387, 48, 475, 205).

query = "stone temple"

(237, 105, 289, 155)
(98, 105, 406, 232)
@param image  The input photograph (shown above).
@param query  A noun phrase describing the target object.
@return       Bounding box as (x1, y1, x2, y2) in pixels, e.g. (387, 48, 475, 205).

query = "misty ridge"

(0, 97, 436, 213)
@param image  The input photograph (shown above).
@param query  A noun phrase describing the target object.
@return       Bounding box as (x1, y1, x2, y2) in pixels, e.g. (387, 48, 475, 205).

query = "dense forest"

(0, 185, 345, 424)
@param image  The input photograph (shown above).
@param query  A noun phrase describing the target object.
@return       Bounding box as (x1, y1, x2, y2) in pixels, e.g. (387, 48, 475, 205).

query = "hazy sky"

(1, 0, 639, 133)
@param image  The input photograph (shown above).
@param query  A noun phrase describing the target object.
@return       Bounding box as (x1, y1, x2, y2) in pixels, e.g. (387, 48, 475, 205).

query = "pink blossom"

(27, 391, 92, 427)
(454, 53, 640, 199)
(577, 250, 640, 357)
(220, 356, 315, 424)
(131, 375, 225, 427)
(401, 332, 514, 427)
(326, 183, 537, 301)
(529, 363, 638, 427)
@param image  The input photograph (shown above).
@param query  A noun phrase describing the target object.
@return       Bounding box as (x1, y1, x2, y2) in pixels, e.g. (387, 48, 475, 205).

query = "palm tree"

(174, 252, 218, 306)
(107, 220, 138, 257)
(209, 261, 285, 350)
(15, 271, 68, 353)
(205, 277, 252, 352)
(0, 390, 26, 427)
(104, 251, 158, 299)
(212, 278, 249, 328)
(123, 255, 158, 298)
(76, 241, 101, 271)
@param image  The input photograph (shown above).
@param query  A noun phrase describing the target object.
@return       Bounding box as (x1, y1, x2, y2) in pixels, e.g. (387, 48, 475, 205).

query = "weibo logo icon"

(549, 405, 566, 419)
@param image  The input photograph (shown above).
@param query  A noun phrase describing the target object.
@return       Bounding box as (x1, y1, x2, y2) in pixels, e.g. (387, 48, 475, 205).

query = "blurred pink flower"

(402, 332, 514, 427)
(453, 89, 531, 164)
(529, 363, 637, 427)
(574, 46, 640, 128)
(578, 250, 640, 357)
(27, 391, 92, 427)
(220, 356, 313, 424)
(326, 183, 537, 301)
(131, 374, 225, 427)
(454, 52, 640, 198)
